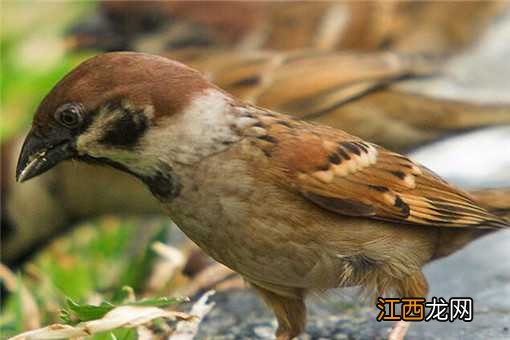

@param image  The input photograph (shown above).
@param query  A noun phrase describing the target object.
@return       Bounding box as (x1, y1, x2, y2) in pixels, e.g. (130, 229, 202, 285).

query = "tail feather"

(469, 188, 510, 222)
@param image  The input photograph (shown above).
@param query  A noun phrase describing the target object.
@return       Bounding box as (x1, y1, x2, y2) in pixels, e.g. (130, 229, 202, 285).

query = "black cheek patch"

(99, 112, 148, 148)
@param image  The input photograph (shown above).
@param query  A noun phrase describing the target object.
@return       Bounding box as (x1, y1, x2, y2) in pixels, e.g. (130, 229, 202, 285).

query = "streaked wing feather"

(244, 112, 509, 229)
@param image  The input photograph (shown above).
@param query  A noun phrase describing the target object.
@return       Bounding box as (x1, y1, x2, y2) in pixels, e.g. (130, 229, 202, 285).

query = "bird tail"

(431, 188, 510, 261)
(469, 188, 510, 222)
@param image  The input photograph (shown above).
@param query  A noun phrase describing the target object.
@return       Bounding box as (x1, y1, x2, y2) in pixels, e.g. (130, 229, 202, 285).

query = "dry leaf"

(169, 290, 216, 340)
(10, 305, 191, 340)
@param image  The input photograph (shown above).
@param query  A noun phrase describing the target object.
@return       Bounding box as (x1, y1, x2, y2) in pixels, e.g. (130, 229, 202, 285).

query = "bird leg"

(251, 282, 306, 340)
(388, 320, 410, 340)
(388, 270, 429, 340)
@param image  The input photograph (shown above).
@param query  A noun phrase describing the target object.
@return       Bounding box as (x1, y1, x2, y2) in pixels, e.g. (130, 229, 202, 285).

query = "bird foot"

(388, 320, 409, 340)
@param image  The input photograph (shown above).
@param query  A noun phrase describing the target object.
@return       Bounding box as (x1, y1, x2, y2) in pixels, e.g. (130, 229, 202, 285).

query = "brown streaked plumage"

(16, 53, 509, 340)
(236, 108, 508, 230)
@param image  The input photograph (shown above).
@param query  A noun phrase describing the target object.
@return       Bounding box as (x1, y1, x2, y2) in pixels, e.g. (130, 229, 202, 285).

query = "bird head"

(16, 52, 236, 198)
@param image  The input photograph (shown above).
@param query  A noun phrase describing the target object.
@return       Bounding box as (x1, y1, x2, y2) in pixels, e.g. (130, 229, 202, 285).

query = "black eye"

(55, 103, 83, 128)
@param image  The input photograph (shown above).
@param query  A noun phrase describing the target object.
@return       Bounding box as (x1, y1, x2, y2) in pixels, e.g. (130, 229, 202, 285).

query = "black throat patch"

(140, 169, 182, 202)
(78, 155, 181, 202)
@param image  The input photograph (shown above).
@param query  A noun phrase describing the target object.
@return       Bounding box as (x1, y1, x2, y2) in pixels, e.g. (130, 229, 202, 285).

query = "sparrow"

(5, 49, 510, 264)
(15, 52, 510, 339)
(68, 1, 506, 54)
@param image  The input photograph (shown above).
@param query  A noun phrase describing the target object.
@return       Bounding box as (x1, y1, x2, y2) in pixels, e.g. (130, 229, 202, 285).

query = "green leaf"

(64, 298, 115, 323)
(92, 328, 137, 340)
(110, 286, 135, 305)
(127, 296, 184, 308)
(61, 294, 185, 325)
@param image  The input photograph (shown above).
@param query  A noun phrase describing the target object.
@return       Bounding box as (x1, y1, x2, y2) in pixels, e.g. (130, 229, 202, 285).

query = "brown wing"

(245, 112, 509, 229)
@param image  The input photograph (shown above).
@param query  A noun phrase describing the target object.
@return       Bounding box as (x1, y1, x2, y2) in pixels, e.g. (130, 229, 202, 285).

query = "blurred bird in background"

(67, 1, 506, 54)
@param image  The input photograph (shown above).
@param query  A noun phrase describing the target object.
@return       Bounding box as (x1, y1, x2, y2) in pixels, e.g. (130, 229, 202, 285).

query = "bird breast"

(161, 142, 437, 292)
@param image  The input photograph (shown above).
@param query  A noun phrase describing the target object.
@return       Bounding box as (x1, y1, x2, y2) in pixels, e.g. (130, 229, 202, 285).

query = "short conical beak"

(16, 129, 75, 182)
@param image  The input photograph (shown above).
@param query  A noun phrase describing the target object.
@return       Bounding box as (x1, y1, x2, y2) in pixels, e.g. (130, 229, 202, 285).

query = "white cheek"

(139, 88, 239, 165)
(76, 131, 102, 156)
